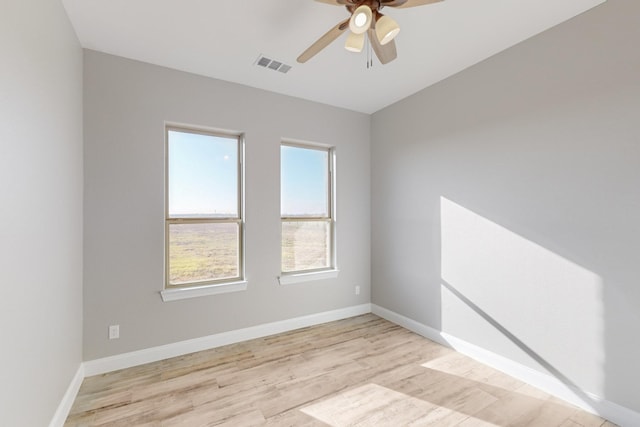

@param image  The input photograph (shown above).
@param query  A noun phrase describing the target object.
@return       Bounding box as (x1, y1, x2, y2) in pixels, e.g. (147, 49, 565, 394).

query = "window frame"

(280, 141, 337, 279)
(164, 125, 245, 293)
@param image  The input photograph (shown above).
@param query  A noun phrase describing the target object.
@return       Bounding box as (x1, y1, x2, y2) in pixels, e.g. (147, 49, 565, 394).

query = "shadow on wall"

(439, 196, 606, 412)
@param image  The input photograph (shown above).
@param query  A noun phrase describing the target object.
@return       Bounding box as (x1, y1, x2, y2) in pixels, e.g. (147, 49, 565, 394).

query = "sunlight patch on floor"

(301, 383, 472, 426)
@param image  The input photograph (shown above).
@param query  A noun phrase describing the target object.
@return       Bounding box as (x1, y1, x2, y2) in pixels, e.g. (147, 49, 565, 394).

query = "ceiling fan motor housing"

(344, 0, 410, 12)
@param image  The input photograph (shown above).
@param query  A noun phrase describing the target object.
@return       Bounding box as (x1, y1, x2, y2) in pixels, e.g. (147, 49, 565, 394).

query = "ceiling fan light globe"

(376, 15, 400, 45)
(344, 32, 365, 52)
(349, 5, 373, 34)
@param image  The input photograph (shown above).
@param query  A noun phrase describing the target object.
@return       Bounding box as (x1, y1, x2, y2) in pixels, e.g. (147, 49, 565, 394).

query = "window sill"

(160, 280, 248, 302)
(278, 269, 339, 285)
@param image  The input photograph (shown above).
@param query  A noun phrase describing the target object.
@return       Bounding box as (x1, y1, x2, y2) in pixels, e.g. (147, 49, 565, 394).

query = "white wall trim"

(84, 303, 371, 376)
(371, 304, 640, 427)
(371, 304, 451, 347)
(160, 280, 248, 302)
(278, 269, 339, 285)
(49, 363, 85, 427)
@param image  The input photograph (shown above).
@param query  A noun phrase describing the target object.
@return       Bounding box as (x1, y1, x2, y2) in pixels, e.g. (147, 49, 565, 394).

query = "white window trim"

(161, 280, 248, 302)
(162, 124, 246, 300)
(278, 269, 339, 286)
(280, 140, 337, 278)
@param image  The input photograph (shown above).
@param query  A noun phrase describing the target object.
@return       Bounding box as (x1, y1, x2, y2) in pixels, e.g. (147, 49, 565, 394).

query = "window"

(281, 143, 335, 276)
(165, 126, 244, 291)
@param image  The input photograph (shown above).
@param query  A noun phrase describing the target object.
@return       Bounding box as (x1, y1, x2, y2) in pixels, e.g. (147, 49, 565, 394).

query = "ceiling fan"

(297, 0, 443, 65)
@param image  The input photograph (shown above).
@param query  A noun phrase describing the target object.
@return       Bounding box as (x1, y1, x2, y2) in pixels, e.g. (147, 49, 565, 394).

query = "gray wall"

(372, 0, 639, 413)
(83, 51, 371, 360)
(0, 1, 84, 426)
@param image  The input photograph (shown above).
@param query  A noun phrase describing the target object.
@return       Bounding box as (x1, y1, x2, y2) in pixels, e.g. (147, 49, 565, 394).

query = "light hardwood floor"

(65, 314, 616, 426)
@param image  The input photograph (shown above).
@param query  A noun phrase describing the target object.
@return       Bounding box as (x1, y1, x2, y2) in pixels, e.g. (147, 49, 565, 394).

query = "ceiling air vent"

(255, 55, 292, 74)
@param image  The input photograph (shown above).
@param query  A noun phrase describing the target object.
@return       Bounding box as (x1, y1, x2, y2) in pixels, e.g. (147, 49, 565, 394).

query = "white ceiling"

(62, 0, 605, 114)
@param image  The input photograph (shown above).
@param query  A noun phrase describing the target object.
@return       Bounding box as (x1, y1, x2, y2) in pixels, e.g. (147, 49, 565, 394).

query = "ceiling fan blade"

(368, 28, 397, 64)
(297, 19, 349, 63)
(387, 0, 443, 8)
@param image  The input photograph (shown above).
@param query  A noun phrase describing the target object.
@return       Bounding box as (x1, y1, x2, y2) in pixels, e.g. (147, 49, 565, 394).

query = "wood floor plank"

(65, 314, 615, 427)
(565, 409, 609, 427)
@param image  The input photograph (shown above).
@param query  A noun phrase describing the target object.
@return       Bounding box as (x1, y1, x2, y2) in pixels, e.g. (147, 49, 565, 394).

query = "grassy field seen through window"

(168, 221, 329, 285)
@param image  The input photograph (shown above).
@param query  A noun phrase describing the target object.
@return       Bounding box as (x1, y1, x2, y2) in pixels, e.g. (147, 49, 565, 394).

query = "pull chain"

(366, 34, 369, 69)
(370, 40, 373, 69)
(366, 34, 373, 69)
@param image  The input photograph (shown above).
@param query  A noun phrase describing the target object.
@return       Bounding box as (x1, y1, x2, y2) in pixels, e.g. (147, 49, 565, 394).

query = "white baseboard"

(371, 304, 450, 346)
(371, 304, 640, 427)
(84, 303, 372, 377)
(49, 363, 85, 427)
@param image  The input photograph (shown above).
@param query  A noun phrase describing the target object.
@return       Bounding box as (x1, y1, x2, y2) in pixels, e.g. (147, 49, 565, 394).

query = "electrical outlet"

(355, 286, 361, 295)
(109, 325, 120, 340)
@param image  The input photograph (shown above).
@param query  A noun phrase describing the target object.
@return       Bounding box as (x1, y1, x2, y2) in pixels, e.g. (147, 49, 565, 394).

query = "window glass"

(168, 222, 240, 285)
(282, 220, 330, 272)
(281, 145, 329, 217)
(168, 130, 238, 218)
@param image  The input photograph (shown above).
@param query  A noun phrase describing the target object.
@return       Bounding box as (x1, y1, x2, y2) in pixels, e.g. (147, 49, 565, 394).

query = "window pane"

(168, 130, 238, 218)
(282, 221, 330, 272)
(168, 222, 239, 285)
(281, 145, 329, 217)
